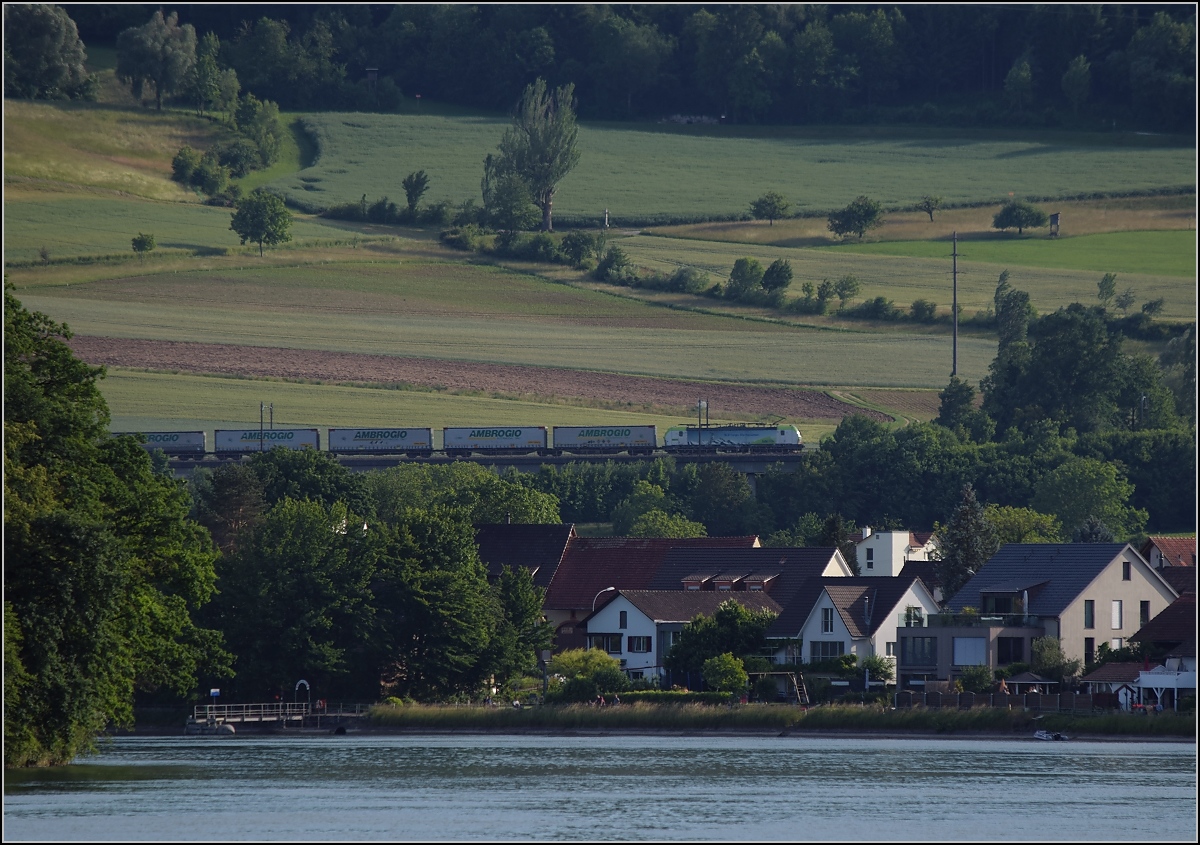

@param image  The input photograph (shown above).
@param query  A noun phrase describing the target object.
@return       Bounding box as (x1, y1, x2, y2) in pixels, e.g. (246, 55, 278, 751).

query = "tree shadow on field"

(158, 242, 228, 256)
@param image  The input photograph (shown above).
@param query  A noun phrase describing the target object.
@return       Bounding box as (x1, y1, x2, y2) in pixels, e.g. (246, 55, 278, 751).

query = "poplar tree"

(493, 78, 581, 232)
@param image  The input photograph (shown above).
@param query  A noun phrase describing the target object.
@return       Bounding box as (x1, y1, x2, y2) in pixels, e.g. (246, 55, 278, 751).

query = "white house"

(856, 528, 937, 577)
(582, 590, 781, 682)
(768, 574, 940, 666)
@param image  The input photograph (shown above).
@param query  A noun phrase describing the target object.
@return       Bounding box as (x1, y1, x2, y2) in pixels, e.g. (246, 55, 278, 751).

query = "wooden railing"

(191, 702, 371, 723)
(893, 691, 1099, 712)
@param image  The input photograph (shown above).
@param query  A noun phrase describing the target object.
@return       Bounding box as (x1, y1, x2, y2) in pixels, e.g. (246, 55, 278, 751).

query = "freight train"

(117, 423, 803, 459)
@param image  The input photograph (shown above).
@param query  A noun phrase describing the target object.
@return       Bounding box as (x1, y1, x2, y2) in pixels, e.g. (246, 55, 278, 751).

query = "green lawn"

(276, 114, 1197, 225)
(821, 230, 1197, 278)
(3, 196, 363, 263)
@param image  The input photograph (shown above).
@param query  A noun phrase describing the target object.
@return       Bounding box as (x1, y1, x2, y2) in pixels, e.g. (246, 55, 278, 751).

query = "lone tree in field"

(992, 200, 1048, 235)
(917, 195, 943, 222)
(828, 195, 883, 239)
(750, 191, 790, 226)
(230, 191, 292, 256)
(402, 170, 430, 216)
(492, 78, 580, 232)
(131, 232, 155, 259)
(115, 10, 196, 110)
(1097, 272, 1117, 308)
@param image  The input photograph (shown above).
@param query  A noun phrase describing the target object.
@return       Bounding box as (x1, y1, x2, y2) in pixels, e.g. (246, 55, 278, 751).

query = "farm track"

(68, 336, 891, 424)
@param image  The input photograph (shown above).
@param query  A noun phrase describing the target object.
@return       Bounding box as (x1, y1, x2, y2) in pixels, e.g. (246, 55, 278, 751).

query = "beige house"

(896, 543, 1178, 688)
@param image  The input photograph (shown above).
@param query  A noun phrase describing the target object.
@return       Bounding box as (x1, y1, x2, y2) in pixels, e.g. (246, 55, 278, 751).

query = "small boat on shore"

(1034, 729, 1068, 741)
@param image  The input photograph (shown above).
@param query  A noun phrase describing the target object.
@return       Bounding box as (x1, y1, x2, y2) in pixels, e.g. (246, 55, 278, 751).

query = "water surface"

(4, 734, 1195, 841)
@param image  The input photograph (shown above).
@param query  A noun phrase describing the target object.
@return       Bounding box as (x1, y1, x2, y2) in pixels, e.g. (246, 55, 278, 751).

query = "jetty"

(186, 702, 372, 734)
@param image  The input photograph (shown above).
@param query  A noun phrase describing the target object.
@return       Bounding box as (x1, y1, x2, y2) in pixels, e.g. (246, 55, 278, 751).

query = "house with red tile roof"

(581, 590, 782, 682)
(1140, 536, 1197, 570)
(543, 535, 761, 651)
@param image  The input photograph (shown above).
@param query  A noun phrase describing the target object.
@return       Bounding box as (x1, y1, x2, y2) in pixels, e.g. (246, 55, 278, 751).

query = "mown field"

(282, 113, 1197, 225)
(4, 97, 1195, 436)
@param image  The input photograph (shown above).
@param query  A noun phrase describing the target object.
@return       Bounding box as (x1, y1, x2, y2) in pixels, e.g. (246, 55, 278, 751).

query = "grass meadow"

(280, 113, 1197, 224)
(4, 98, 1194, 431)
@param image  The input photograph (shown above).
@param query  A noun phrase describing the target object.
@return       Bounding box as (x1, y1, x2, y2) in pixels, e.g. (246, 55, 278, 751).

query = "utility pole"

(952, 231, 959, 377)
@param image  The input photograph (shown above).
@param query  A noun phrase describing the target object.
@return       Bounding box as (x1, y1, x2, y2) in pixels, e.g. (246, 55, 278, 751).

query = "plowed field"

(68, 336, 891, 423)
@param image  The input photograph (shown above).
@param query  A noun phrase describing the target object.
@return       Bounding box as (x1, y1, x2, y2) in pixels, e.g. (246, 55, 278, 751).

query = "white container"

(327, 428, 433, 453)
(214, 428, 320, 453)
(442, 426, 547, 451)
(552, 425, 657, 451)
(118, 431, 207, 454)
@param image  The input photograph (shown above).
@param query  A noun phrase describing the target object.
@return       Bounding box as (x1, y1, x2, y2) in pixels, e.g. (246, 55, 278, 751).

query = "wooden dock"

(186, 702, 372, 734)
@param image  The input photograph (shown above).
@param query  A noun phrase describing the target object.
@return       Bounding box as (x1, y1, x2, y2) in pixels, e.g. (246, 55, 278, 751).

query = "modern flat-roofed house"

(896, 544, 1178, 689)
(542, 535, 761, 652)
(766, 574, 939, 667)
(581, 590, 782, 682)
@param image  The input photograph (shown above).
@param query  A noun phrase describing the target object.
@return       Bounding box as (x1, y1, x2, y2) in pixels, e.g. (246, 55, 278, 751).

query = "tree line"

(10, 6, 1194, 132)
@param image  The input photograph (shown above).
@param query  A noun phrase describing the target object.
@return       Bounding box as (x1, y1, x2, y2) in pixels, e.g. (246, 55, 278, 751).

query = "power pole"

(952, 231, 958, 377)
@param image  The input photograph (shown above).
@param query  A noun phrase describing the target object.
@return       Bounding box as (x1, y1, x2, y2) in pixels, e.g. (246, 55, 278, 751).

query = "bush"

(172, 146, 201, 184)
(910, 299, 939, 322)
(559, 231, 602, 268)
(215, 138, 262, 178)
(440, 224, 487, 251)
(192, 153, 230, 196)
(844, 296, 903, 321)
(594, 246, 638, 284)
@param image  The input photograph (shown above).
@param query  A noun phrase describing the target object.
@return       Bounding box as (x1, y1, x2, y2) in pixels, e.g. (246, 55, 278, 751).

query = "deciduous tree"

(115, 10, 197, 110)
(725, 257, 764, 300)
(917, 195, 943, 222)
(1061, 55, 1091, 115)
(702, 653, 748, 693)
(402, 170, 430, 216)
(1097, 272, 1117, 308)
(493, 78, 580, 231)
(828, 195, 883, 239)
(230, 190, 292, 256)
(750, 191, 790, 225)
(760, 259, 793, 293)
(131, 232, 155, 259)
(3, 3, 92, 100)
(992, 200, 1048, 235)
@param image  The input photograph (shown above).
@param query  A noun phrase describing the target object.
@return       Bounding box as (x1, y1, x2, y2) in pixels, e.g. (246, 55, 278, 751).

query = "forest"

(57, 3, 1196, 131)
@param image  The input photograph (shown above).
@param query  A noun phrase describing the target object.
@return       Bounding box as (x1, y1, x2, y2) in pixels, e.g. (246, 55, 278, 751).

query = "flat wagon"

(214, 428, 321, 454)
(442, 426, 548, 455)
(552, 425, 657, 455)
(327, 427, 434, 455)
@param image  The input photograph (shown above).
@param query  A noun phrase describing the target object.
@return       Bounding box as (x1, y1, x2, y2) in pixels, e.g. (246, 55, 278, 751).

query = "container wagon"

(552, 425, 657, 455)
(663, 424, 802, 452)
(118, 430, 208, 457)
(328, 427, 434, 455)
(214, 428, 321, 454)
(442, 426, 548, 455)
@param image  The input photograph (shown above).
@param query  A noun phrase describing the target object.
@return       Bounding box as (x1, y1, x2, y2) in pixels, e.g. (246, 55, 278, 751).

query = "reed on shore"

(367, 701, 1195, 738)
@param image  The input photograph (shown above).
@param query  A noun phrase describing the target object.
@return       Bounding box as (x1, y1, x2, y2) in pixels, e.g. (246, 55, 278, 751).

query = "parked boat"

(1034, 729, 1068, 741)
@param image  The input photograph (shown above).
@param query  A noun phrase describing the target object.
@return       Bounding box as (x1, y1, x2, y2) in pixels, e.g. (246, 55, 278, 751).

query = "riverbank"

(123, 702, 1196, 741)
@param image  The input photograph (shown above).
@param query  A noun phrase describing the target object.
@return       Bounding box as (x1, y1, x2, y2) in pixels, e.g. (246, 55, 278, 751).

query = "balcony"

(899, 612, 1041, 629)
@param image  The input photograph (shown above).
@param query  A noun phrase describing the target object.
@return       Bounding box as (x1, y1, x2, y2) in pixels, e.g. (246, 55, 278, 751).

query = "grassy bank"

(367, 702, 1196, 738)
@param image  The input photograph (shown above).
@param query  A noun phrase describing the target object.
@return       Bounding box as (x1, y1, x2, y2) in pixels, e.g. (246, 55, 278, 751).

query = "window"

(905, 607, 924, 627)
(886, 642, 896, 657)
(821, 607, 835, 634)
(619, 610, 627, 630)
(810, 641, 845, 660)
(1083, 600, 1095, 629)
(901, 637, 937, 665)
(1110, 638, 1123, 650)
(669, 630, 683, 647)
(588, 634, 622, 654)
(627, 636, 652, 653)
(1111, 600, 1123, 630)
(866, 548, 874, 570)
(717, 584, 731, 591)
(1122, 560, 1131, 581)
(953, 637, 987, 666)
(1140, 601, 1151, 628)
(997, 637, 1024, 665)
(984, 596, 1013, 614)
(1084, 637, 1095, 665)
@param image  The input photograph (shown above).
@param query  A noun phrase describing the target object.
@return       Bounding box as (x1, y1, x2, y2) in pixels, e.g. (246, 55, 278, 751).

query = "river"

(4, 734, 1196, 841)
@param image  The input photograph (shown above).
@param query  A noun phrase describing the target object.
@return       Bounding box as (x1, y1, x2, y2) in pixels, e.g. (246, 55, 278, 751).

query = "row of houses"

(474, 525, 1196, 705)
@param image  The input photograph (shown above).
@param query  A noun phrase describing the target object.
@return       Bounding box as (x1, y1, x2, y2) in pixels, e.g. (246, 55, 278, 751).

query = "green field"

(822, 230, 1196, 278)
(278, 113, 1197, 224)
(618, 232, 1196, 322)
(5, 98, 1195, 432)
(3, 195, 350, 263)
